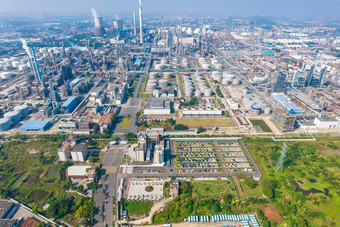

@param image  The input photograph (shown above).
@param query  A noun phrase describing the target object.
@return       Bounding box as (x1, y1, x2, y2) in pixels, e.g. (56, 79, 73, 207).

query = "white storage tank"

(1, 72, 11, 79)
(195, 90, 202, 97)
(160, 58, 167, 65)
(18, 64, 28, 71)
(159, 79, 168, 88)
(149, 73, 158, 79)
(12, 61, 20, 68)
(222, 78, 230, 85)
(264, 107, 271, 115)
(14, 104, 30, 115)
(232, 78, 241, 85)
(204, 89, 212, 97)
(155, 64, 162, 70)
(0, 118, 11, 131)
(4, 110, 21, 123)
(242, 88, 249, 95)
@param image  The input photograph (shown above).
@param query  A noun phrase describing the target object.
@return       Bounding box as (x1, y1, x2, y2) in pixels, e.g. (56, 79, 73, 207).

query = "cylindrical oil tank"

(159, 79, 168, 88)
(1, 72, 11, 79)
(195, 90, 202, 97)
(251, 105, 261, 115)
(204, 89, 212, 97)
(232, 78, 241, 85)
(146, 83, 157, 92)
(264, 107, 271, 115)
(222, 78, 229, 85)
(185, 90, 193, 97)
(14, 104, 30, 115)
(160, 58, 167, 65)
(4, 110, 21, 122)
(242, 88, 249, 95)
(12, 61, 20, 68)
(0, 118, 11, 131)
(18, 64, 28, 71)
(149, 73, 158, 79)
(155, 64, 162, 70)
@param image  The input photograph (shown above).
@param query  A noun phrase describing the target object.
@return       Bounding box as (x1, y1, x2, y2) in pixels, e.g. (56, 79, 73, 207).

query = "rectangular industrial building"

(314, 117, 340, 128)
(271, 93, 301, 114)
(144, 99, 171, 115)
(61, 96, 77, 113)
(20, 121, 51, 131)
(71, 142, 87, 162)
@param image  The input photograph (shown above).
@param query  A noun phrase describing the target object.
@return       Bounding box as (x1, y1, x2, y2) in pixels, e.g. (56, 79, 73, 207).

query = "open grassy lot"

(123, 201, 153, 216)
(250, 119, 272, 132)
(176, 118, 235, 127)
(0, 137, 92, 225)
(243, 137, 340, 226)
(120, 117, 132, 129)
(137, 93, 151, 98)
(192, 180, 235, 200)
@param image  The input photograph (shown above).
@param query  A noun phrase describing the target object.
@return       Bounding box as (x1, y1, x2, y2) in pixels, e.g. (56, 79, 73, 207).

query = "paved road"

(94, 145, 125, 227)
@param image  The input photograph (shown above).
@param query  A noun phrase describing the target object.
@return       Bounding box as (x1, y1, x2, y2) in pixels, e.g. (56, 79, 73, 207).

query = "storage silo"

(14, 104, 30, 115)
(159, 79, 168, 88)
(251, 105, 261, 115)
(4, 110, 21, 123)
(222, 78, 229, 85)
(232, 78, 241, 85)
(204, 89, 212, 97)
(0, 118, 11, 131)
(264, 107, 272, 115)
(195, 90, 202, 97)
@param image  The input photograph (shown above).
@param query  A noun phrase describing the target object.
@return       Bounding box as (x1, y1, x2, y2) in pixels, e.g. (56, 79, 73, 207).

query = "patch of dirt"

(264, 207, 283, 223)
(27, 149, 39, 154)
(317, 148, 340, 156)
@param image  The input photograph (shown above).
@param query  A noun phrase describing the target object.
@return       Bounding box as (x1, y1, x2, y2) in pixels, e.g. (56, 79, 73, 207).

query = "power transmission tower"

(275, 143, 288, 172)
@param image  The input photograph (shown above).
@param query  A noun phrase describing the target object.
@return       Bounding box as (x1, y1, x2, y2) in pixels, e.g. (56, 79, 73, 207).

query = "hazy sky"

(0, 0, 339, 18)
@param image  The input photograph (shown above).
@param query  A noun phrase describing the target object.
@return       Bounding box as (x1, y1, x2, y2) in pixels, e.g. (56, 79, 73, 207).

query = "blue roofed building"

(271, 93, 301, 114)
(62, 96, 78, 113)
(20, 121, 51, 131)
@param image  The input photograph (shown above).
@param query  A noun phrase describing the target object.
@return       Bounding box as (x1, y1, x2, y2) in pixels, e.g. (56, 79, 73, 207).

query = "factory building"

(59, 119, 78, 129)
(20, 121, 51, 131)
(182, 110, 222, 116)
(271, 93, 301, 114)
(144, 99, 171, 115)
(71, 142, 87, 162)
(58, 143, 71, 161)
(61, 96, 77, 113)
(314, 117, 340, 128)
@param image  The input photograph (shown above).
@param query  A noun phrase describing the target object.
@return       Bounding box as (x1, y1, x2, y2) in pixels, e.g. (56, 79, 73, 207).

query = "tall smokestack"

(139, 0, 143, 43)
(133, 11, 137, 36)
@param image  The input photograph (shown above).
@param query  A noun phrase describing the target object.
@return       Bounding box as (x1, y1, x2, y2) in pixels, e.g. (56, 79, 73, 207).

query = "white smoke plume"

(91, 8, 98, 18)
(21, 39, 32, 58)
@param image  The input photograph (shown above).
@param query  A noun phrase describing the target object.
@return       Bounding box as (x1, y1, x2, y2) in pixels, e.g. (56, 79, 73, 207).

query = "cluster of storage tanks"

(0, 104, 30, 131)
(242, 96, 271, 115)
(146, 73, 170, 92)
(154, 58, 170, 70)
(0, 57, 30, 73)
(198, 58, 210, 69)
(211, 72, 240, 85)
(182, 73, 212, 97)
(211, 58, 223, 70)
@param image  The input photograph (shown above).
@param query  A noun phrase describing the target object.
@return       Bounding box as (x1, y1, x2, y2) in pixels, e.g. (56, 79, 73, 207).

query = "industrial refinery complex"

(0, 1, 339, 227)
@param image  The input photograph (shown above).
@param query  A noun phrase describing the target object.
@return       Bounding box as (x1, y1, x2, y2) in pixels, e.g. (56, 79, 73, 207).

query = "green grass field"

(137, 93, 151, 98)
(250, 119, 273, 132)
(192, 180, 234, 200)
(120, 117, 132, 129)
(176, 118, 235, 127)
(123, 201, 153, 216)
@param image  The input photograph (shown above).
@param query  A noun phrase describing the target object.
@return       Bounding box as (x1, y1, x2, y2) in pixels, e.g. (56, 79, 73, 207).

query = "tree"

(103, 129, 110, 134)
(37, 223, 45, 227)
(93, 124, 100, 133)
(262, 187, 274, 198)
(174, 124, 188, 131)
(244, 177, 258, 189)
(75, 205, 92, 218)
(78, 185, 85, 194)
(165, 118, 175, 126)
(197, 127, 203, 133)
(122, 132, 137, 141)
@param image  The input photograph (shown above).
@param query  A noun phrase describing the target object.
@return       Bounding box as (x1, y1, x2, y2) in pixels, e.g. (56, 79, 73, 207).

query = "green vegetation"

(123, 201, 153, 216)
(126, 79, 138, 99)
(176, 118, 235, 127)
(173, 124, 188, 131)
(178, 75, 185, 97)
(181, 97, 199, 107)
(120, 117, 132, 129)
(250, 119, 273, 132)
(215, 86, 223, 98)
(137, 93, 151, 98)
(138, 74, 147, 93)
(0, 136, 94, 225)
(122, 132, 137, 142)
(242, 137, 340, 226)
